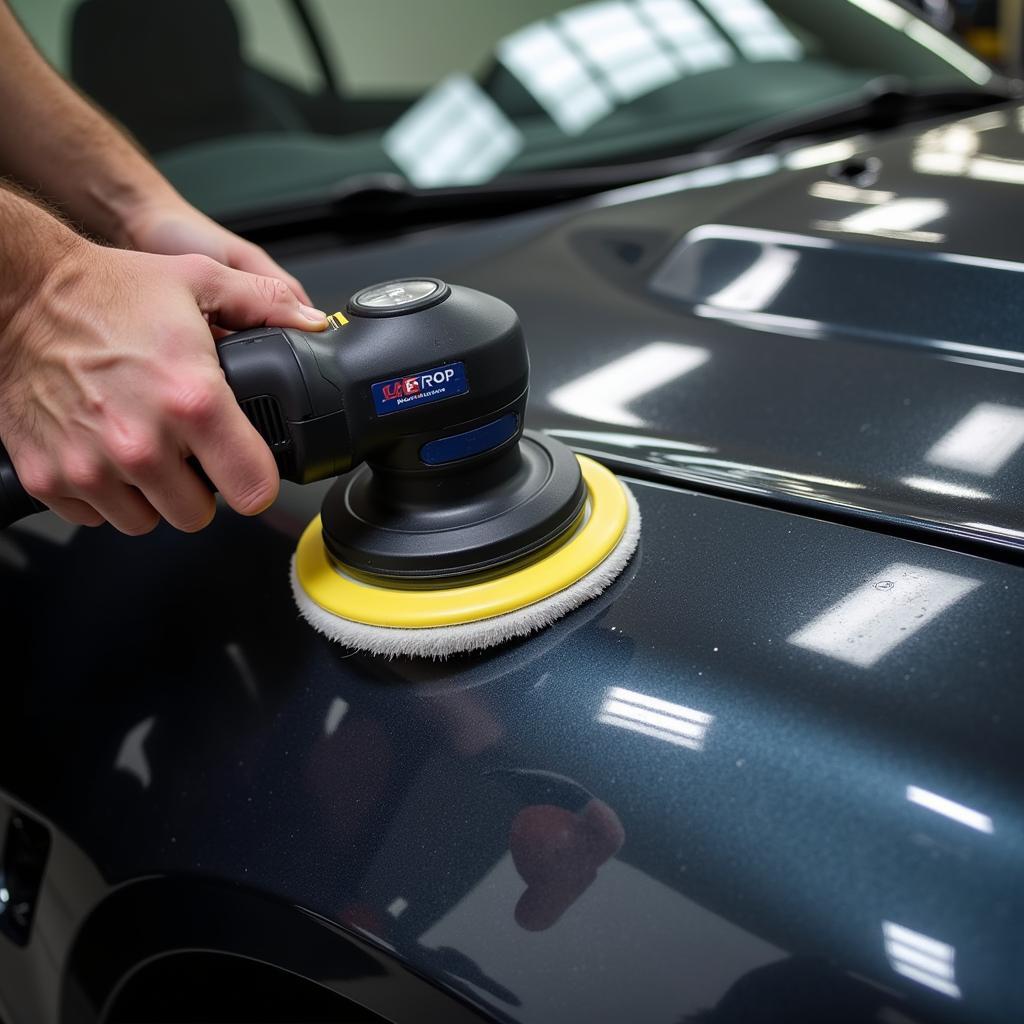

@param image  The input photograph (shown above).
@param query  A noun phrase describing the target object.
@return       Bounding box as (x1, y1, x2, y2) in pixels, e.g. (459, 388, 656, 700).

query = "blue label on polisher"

(372, 361, 468, 415)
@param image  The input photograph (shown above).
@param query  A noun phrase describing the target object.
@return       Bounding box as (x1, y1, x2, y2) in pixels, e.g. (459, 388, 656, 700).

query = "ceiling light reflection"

(560, 1, 679, 103)
(700, 0, 802, 62)
(901, 476, 990, 500)
(498, 21, 612, 134)
(387, 897, 409, 918)
(846, 0, 908, 29)
(637, 0, 734, 73)
(847, 0, 991, 82)
(906, 785, 993, 833)
(788, 563, 980, 668)
(808, 181, 895, 204)
(598, 686, 713, 750)
(705, 245, 799, 311)
(498, 0, 738, 135)
(926, 403, 1024, 476)
(815, 197, 947, 243)
(883, 921, 962, 998)
(383, 74, 522, 187)
(114, 716, 156, 789)
(549, 342, 709, 427)
(604, 156, 781, 207)
(903, 18, 992, 84)
(962, 521, 1024, 541)
(785, 139, 859, 170)
(967, 156, 1024, 186)
(325, 697, 349, 737)
(548, 429, 715, 454)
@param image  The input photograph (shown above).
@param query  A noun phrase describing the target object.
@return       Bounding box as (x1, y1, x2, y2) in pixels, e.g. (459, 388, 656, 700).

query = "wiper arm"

(703, 75, 1017, 157)
(228, 77, 1017, 242)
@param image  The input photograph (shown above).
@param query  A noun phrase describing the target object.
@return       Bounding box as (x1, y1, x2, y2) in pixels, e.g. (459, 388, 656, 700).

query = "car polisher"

(0, 278, 640, 658)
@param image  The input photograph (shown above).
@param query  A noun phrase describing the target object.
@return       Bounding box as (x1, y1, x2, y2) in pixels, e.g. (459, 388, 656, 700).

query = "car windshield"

(14, 0, 996, 217)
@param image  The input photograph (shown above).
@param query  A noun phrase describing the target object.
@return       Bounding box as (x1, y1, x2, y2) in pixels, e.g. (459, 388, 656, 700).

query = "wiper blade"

(703, 76, 1018, 157)
(228, 77, 1017, 242)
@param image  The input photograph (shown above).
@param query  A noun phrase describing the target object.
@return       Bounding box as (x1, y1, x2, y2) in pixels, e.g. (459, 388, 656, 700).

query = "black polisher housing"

(217, 279, 586, 580)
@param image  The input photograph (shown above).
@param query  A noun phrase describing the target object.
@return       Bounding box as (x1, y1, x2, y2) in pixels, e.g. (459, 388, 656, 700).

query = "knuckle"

(109, 435, 161, 474)
(181, 252, 219, 281)
(18, 461, 60, 500)
(63, 456, 105, 494)
(165, 376, 222, 423)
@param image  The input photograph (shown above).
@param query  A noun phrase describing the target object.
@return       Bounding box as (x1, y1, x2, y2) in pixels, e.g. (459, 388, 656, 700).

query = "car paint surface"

(1, 107, 1023, 1023)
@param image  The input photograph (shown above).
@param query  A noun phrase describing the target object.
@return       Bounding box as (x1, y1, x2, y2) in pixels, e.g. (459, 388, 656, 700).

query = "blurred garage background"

(6, 0, 1020, 228)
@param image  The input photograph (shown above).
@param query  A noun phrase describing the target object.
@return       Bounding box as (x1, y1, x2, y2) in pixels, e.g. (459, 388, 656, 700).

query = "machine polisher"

(0, 279, 640, 658)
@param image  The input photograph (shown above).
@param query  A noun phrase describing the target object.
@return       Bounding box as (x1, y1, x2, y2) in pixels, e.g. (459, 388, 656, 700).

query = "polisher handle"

(0, 442, 46, 528)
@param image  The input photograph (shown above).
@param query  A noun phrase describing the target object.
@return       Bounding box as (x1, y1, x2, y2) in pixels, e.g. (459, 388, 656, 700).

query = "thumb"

(186, 255, 326, 331)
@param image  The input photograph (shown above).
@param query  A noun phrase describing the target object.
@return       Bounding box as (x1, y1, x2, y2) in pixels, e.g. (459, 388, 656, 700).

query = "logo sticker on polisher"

(372, 361, 468, 415)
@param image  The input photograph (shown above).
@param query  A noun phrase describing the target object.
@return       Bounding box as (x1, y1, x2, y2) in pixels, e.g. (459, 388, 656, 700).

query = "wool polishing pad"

(290, 456, 640, 659)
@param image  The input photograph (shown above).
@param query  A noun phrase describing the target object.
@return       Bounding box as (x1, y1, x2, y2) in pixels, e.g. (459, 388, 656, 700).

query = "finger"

(167, 374, 279, 516)
(185, 256, 325, 332)
(111, 434, 217, 533)
(229, 243, 314, 306)
(87, 483, 161, 536)
(30, 452, 155, 535)
(45, 497, 105, 527)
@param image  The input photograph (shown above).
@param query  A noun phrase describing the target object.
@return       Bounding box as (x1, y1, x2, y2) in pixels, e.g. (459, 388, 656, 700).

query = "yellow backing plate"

(294, 455, 628, 629)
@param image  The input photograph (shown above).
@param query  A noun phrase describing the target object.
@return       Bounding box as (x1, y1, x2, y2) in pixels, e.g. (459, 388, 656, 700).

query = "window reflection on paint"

(383, 74, 522, 187)
(549, 341, 709, 427)
(598, 686, 713, 750)
(787, 563, 980, 668)
(906, 785, 993, 834)
(926, 403, 1024, 476)
(882, 922, 962, 998)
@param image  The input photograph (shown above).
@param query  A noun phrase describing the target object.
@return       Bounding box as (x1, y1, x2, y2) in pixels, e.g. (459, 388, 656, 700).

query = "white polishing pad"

(291, 485, 640, 659)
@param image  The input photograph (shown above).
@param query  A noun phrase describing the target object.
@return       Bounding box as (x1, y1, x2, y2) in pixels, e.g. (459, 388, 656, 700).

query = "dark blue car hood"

(2, 106, 1024, 1024)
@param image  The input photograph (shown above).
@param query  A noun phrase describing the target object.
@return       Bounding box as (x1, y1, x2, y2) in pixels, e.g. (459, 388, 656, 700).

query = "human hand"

(0, 237, 326, 534)
(509, 798, 625, 931)
(121, 197, 312, 305)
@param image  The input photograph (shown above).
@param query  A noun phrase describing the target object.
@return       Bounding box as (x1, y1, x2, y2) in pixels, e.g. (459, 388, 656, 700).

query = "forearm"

(0, 183, 84, 334)
(0, 2, 178, 244)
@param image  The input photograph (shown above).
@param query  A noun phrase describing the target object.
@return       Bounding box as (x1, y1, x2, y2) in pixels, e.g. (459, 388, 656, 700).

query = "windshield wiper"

(701, 76, 1017, 157)
(229, 77, 1017, 243)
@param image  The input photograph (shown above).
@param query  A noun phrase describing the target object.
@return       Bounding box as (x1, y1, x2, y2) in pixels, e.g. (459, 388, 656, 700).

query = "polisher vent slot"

(241, 396, 291, 449)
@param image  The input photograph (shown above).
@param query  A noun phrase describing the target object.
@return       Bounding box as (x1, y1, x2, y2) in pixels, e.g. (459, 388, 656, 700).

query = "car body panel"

(2, 107, 1024, 1023)
(2, 475, 1023, 1023)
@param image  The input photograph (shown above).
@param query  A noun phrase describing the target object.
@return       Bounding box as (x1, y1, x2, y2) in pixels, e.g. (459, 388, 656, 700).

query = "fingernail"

(300, 304, 327, 323)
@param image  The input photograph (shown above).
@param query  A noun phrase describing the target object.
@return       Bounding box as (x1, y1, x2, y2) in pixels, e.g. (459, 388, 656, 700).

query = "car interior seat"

(69, 0, 317, 154)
